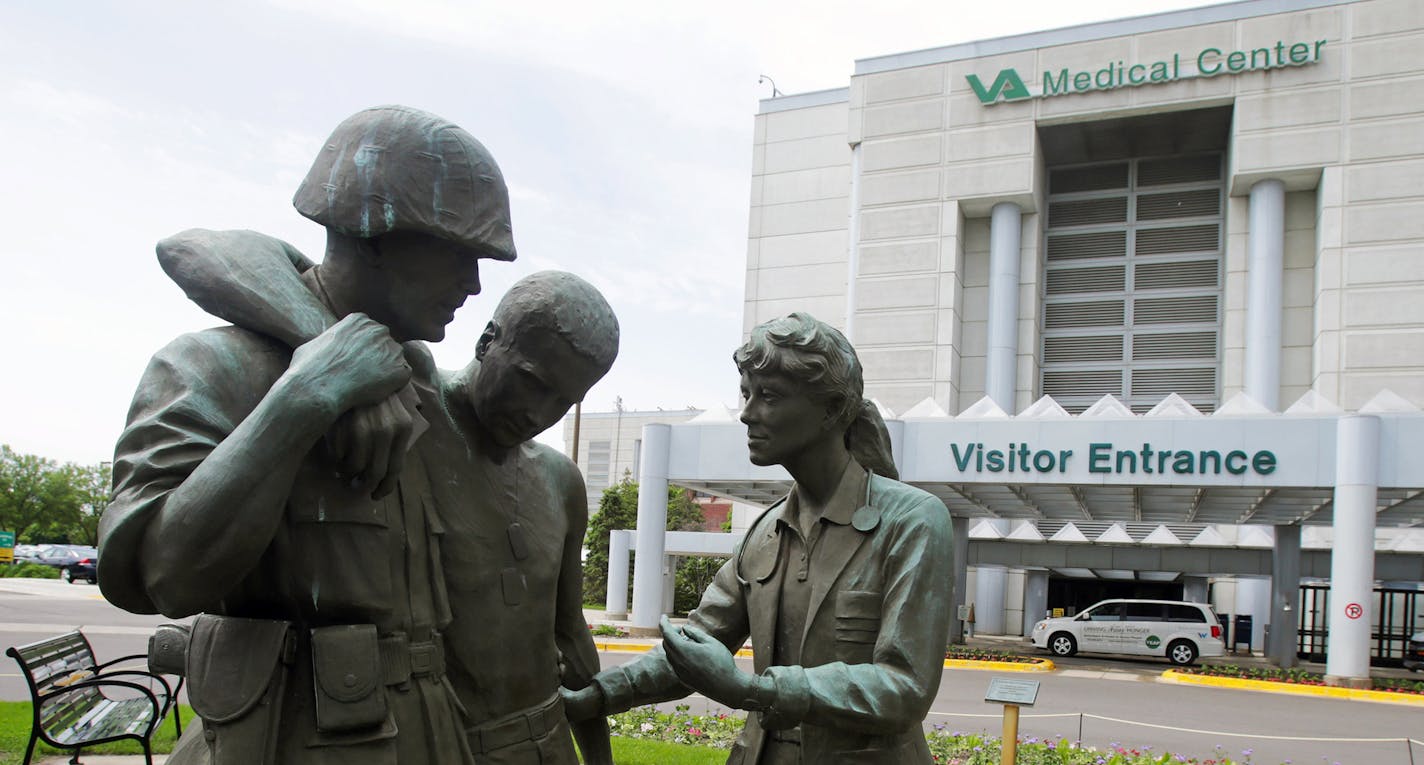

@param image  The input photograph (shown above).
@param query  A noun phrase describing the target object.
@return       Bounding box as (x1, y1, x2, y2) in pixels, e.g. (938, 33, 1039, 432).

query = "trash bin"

(1233, 614, 1254, 653)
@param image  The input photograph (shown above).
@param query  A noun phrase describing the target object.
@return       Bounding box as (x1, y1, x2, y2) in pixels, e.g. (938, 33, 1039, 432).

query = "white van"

(1030, 599, 1225, 666)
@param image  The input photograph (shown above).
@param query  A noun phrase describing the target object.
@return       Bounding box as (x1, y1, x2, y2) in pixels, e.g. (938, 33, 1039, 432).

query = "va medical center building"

(612, 0, 1424, 684)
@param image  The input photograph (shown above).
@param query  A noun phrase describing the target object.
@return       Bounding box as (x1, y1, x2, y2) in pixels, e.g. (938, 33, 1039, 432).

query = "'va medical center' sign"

(968, 38, 1327, 105)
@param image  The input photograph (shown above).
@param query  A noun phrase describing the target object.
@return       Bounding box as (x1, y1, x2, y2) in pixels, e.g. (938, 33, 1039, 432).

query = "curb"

(594, 640, 756, 658)
(1160, 669, 1424, 707)
(593, 640, 1053, 671)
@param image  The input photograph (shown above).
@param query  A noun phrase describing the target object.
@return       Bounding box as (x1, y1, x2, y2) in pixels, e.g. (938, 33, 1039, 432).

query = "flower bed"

(588, 623, 630, 638)
(608, 707, 1275, 763)
(926, 730, 1268, 764)
(1179, 663, 1424, 695)
(945, 646, 1042, 664)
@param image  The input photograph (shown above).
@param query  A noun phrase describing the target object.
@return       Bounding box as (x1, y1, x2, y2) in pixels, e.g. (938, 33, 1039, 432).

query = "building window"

(587, 440, 611, 488)
(1040, 153, 1223, 413)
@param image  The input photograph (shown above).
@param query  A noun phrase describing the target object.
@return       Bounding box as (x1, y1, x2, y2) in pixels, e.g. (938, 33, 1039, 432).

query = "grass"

(0, 703, 724, 765)
(590, 738, 726, 764)
(0, 702, 190, 765)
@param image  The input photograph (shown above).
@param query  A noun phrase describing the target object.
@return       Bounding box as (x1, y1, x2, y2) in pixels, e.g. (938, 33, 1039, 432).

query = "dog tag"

(501, 567, 526, 605)
(507, 522, 529, 561)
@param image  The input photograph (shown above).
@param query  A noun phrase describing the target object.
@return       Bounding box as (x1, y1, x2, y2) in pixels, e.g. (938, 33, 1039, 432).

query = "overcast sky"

(0, 0, 1214, 465)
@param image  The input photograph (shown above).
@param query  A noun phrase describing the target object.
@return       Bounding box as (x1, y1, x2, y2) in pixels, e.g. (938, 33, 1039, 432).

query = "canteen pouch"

(148, 622, 191, 677)
(187, 614, 294, 765)
(310, 624, 389, 733)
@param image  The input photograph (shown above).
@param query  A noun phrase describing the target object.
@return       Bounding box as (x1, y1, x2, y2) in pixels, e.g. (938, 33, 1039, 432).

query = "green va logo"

(1145, 635, 1162, 649)
(966, 69, 1031, 103)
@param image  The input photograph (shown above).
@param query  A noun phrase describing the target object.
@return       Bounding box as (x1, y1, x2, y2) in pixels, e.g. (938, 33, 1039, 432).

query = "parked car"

(11, 544, 42, 563)
(1405, 631, 1424, 672)
(34, 545, 98, 584)
(1030, 599, 1225, 666)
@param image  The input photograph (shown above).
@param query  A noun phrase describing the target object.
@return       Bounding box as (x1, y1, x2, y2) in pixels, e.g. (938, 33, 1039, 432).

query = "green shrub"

(0, 563, 59, 579)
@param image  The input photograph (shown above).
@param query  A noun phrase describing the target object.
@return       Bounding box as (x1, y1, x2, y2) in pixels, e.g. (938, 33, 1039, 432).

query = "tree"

(582, 479, 639, 604)
(69, 462, 112, 546)
(581, 480, 710, 608)
(0, 445, 81, 544)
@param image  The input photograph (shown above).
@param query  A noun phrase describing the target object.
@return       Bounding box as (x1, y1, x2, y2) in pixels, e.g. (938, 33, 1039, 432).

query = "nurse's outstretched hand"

(660, 615, 748, 707)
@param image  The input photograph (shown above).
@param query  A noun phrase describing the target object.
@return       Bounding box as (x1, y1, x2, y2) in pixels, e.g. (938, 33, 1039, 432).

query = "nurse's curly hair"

(733, 313, 897, 479)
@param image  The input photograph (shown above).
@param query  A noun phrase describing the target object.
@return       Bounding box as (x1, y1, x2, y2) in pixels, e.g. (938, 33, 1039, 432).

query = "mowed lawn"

(0, 703, 726, 765)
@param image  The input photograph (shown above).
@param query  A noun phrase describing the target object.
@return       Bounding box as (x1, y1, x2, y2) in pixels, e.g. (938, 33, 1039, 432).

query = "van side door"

(1078, 602, 1124, 653)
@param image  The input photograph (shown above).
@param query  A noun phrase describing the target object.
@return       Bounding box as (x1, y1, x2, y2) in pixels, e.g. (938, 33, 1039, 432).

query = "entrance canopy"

(668, 391, 1424, 528)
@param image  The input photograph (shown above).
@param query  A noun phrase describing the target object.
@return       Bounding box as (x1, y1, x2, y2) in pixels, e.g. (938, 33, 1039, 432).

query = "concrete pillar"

(950, 516, 969, 644)
(1269, 524, 1302, 668)
(630, 423, 671, 630)
(1022, 569, 1050, 637)
(1326, 415, 1379, 686)
(1182, 576, 1209, 604)
(974, 565, 1008, 635)
(985, 202, 1022, 411)
(1245, 178, 1285, 411)
(604, 529, 632, 619)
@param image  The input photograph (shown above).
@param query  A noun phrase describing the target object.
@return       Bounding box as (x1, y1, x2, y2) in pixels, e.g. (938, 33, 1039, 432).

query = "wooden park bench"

(6, 630, 183, 765)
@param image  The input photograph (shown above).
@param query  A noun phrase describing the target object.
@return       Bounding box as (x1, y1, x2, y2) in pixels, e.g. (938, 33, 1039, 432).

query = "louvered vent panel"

(1136, 224, 1219, 255)
(1044, 370, 1124, 398)
(1134, 260, 1218, 290)
(1042, 154, 1223, 412)
(1131, 368, 1217, 397)
(1046, 266, 1126, 295)
(1046, 231, 1127, 262)
(1138, 155, 1221, 186)
(1133, 332, 1217, 360)
(1048, 197, 1128, 227)
(1044, 300, 1125, 329)
(1044, 335, 1123, 363)
(1050, 162, 1129, 193)
(1137, 189, 1220, 221)
(1134, 296, 1217, 324)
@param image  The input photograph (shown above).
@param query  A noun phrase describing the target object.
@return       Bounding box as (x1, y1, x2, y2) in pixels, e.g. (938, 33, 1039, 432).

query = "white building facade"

(621, 0, 1424, 686)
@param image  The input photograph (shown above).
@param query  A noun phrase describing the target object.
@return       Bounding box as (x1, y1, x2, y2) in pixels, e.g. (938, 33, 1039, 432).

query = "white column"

(1326, 415, 1379, 686)
(1235, 576, 1270, 653)
(604, 530, 631, 619)
(1022, 569, 1050, 637)
(630, 423, 671, 630)
(1245, 178, 1285, 411)
(974, 564, 1008, 635)
(985, 202, 1022, 411)
(1182, 576, 1209, 604)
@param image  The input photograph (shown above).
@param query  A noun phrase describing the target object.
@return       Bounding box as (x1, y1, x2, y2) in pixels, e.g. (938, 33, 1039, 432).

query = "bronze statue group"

(98, 106, 953, 765)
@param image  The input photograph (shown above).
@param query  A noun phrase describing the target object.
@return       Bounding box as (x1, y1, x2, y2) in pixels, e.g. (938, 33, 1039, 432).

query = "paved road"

(4, 579, 1420, 765)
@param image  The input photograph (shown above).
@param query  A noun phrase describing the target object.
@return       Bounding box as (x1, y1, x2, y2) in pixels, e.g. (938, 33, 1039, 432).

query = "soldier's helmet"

(293, 105, 516, 262)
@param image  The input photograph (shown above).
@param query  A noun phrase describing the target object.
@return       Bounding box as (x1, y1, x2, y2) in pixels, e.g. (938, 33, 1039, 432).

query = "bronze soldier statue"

(154, 233, 621, 764)
(100, 105, 517, 765)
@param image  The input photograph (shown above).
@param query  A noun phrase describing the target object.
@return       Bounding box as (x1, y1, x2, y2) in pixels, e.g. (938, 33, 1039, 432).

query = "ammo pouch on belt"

(148, 622, 191, 677)
(310, 624, 389, 733)
(187, 614, 294, 765)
